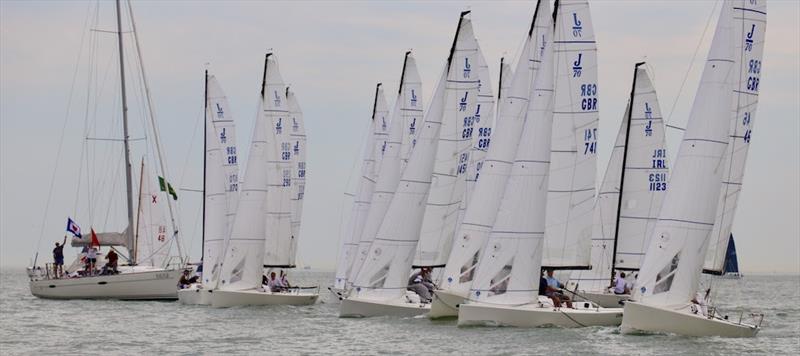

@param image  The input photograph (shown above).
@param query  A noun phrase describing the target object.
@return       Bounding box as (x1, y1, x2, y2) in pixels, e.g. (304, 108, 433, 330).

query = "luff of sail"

(349, 53, 423, 283)
(569, 64, 669, 292)
(542, 0, 599, 269)
(262, 54, 295, 268)
(439, 0, 550, 297)
(704, 0, 767, 275)
(350, 12, 472, 302)
(468, 15, 555, 305)
(633, 2, 736, 308)
(334, 83, 390, 290)
(203, 73, 240, 286)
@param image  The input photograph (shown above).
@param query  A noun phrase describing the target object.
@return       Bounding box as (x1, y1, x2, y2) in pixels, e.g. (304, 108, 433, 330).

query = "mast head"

(372, 83, 382, 120)
(528, 0, 544, 37)
(399, 51, 412, 94)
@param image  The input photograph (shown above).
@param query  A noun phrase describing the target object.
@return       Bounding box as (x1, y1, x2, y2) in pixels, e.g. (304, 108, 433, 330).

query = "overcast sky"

(1, 0, 798, 274)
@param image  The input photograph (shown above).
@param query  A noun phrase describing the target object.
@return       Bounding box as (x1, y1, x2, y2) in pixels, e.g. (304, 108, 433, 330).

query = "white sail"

(413, 23, 483, 268)
(541, 0, 599, 269)
(287, 88, 307, 254)
(469, 20, 555, 305)
(334, 84, 390, 290)
(349, 53, 423, 282)
(217, 56, 277, 291)
(350, 13, 475, 301)
(570, 65, 669, 292)
(704, 0, 767, 274)
(262, 55, 295, 268)
(464, 43, 497, 204)
(439, 0, 550, 296)
(135, 162, 171, 269)
(634, 2, 735, 308)
(203, 74, 240, 285)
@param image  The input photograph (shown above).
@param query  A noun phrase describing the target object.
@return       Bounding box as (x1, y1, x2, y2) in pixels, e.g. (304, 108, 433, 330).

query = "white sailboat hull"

(575, 290, 629, 308)
(621, 301, 759, 337)
(29, 268, 181, 300)
(339, 295, 430, 318)
(177, 285, 213, 305)
(429, 289, 466, 319)
(458, 300, 623, 328)
(210, 288, 319, 308)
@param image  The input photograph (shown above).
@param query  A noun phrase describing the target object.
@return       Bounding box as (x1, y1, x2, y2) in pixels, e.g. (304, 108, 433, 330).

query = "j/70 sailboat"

(29, 0, 184, 300)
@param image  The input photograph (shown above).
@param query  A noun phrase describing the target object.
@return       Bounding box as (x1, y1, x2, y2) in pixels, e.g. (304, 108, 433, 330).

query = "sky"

(1, 0, 798, 274)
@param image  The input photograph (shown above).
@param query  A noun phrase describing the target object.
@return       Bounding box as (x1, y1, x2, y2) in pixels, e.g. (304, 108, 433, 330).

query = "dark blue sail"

(722, 234, 740, 277)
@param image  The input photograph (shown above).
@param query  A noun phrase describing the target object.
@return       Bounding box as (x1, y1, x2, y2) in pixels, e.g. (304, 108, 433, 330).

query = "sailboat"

(721, 234, 741, 278)
(339, 11, 481, 318)
(178, 71, 240, 305)
(331, 82, 391, 297)
(210, 53, 318, 307)
(344, 52, 423, 290)
(566, 63, 669, 308)
(621, 0, 766, 337)
(28, 0, 184, 300)
(431, 0, 550, 319)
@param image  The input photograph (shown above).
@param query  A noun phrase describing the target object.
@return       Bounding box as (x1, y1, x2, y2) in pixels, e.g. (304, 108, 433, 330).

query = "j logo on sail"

(216, 103, 224, 118)
(381, 116, 387, 131)
(294, 141, 300, 155)
(463, 57, 471, 78)
(273, 90, 282, 106)
(409, 118, 416, 135)
(276, 118, 283, 134)
(572, 13, 583, 37)
(410, 89, 418, 107)
(745, 24, 755, 52)
(292, 118, 299, 132)
(645, 120, 653, 137)
(474, 104, 481, 123)
(459, 92, 469, 111)
(219, 128, 227, 144)
(540, 34, 547, 56)
(573, 53, 583, 77)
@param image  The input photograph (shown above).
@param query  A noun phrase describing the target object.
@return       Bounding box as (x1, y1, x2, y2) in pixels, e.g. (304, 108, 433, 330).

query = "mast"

(399, 51, 411, 94)
(201, 70, 208, 263)
(126, 0, 184, 265)
(372, 83, 382, 120)
(609, 61, 646, 286)
(447, 11, 471, 71)
(115, 0, 136, 265)
(134, 157, 145, 263)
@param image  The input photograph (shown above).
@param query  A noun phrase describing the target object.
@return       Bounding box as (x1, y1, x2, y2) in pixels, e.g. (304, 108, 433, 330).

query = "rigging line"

(664, 0, 720, 129)
(33, 0, 95, 264)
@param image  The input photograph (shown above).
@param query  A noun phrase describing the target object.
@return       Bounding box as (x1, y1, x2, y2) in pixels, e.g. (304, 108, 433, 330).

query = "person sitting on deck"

(279, 270, 291, 289)
(178, 269, 199, 289)
(52, 235, 67, 279)
(407, 268, 434, 303)
(103, 249, 119, 275)
(267, 272, 284, 293)
(544, 269, 573, 308)
(613, 271, 631, 295)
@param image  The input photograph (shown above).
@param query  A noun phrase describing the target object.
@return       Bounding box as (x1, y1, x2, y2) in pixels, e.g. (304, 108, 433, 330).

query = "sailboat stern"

(621, 301, 759, 337)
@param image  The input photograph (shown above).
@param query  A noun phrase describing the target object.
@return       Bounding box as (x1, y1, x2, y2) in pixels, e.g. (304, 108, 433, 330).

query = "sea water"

(1, 270, 798, 355)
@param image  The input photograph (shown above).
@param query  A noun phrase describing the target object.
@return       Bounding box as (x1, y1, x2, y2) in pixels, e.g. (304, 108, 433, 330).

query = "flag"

(66, 217, 82, 238)
(90, 228, 100, 247)
(158, 176, 178, 200)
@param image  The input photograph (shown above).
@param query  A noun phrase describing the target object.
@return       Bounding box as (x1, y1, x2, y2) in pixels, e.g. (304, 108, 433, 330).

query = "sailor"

(267, 272, 283, 292)
(178, 269, 199, 289)
(406, 268, 433, 303)
(86, 246, 98, 276)
(103, 249, 119, 275)
(279, 270, 291, 289)
(52, 235, 67, 279)
(613, 271, 631, 295)
(544, 269, 572, 308)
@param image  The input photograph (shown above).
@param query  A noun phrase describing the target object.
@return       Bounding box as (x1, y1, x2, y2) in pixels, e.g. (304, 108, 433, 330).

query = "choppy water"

(1, 270, 798, 355)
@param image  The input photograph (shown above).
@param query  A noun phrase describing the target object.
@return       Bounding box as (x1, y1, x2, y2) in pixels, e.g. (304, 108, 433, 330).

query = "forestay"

(634, 3, 735, 308)
(334, 84, 390, 290)
(203, 74, 240, 285)
(349, 53, 423, 283)
(704, 0, 767, 274)
(469, 17, 555, 305)
(287, 88, 307, 255)
(542, 0, 599, 269)
(570, 65, 669, 292)
(414, 20, 482, 269)
(350, 12, 472, 301)
(262, 55, 295, 268)
(440, 0, 550, 296)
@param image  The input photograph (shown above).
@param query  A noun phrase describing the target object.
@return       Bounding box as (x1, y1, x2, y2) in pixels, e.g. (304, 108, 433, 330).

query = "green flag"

(158, 176, 178, 200)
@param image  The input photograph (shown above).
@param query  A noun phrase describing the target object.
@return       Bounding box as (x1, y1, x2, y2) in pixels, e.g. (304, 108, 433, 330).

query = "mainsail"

(287, 87, 308, 255)
(570, 64, 669, 292)
(203, 73, 240, 285)
(634, 2, 736, 308)
(439, 0, 550, 296)
(349, 53, 423, 283)
(703, 0, 767, 275)
(541, 0, 599, 269)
